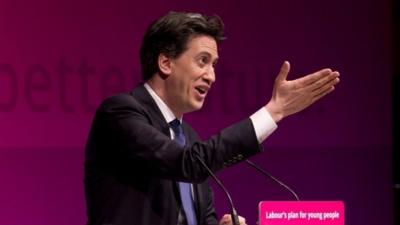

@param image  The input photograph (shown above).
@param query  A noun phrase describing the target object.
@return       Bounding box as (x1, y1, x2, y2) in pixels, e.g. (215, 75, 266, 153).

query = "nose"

(203, 66, 216, 85)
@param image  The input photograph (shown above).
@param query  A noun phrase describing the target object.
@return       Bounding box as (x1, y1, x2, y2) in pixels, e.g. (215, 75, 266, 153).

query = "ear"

(158, 53, 173, 76)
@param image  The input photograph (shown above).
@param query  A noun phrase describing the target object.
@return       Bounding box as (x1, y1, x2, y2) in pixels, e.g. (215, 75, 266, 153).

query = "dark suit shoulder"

(95, 92, 153, 120)
(99, 93, 141, 110)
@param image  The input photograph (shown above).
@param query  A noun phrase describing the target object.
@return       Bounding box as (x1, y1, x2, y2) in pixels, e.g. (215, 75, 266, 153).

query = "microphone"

(245, 159, 300, 201)
(194, 154, 240, 225)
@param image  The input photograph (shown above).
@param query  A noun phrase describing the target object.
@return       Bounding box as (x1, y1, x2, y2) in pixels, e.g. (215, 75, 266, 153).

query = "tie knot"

(169, 119, 185, 146)
(169, 119, 183, 134)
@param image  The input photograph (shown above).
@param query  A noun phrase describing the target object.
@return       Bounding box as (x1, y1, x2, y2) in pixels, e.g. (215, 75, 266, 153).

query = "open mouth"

(195, 87, 206, 95)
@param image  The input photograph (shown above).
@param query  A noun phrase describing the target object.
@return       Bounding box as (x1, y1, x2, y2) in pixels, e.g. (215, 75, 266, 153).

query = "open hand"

(265, 61, 340, 122)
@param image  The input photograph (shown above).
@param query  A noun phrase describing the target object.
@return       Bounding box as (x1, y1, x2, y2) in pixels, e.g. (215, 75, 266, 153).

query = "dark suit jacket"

(84, 85, 262, 225)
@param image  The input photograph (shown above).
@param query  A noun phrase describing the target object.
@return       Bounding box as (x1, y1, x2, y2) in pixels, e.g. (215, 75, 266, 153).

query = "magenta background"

(0, 0, 393, 225)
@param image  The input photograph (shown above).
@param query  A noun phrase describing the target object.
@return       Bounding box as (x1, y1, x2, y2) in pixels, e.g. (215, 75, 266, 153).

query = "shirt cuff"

(250, 107, 278, 143)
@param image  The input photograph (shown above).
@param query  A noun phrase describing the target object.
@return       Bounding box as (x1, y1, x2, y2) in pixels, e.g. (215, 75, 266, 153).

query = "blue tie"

(169, 119, 197, 225)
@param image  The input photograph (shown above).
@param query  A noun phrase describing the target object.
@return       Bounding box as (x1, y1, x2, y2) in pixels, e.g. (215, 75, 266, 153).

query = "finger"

(311, 75, 340, 97)
(275, 60, 290, 82)
(219, 214, 231, 224)
(222, 214, 230, 220)
(298, 68, 333, 85)
(238, 215, 247, 225)
(312, 81, 337, 102)
(308, 71, 340, 92)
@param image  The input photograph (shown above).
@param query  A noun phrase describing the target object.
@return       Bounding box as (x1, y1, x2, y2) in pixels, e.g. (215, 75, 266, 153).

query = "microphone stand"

(245, 159, 300, 201)
(194, 155, 240, 225)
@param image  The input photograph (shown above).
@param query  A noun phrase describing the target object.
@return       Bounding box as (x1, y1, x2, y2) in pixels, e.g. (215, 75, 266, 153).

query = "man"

(84, 12, 340, 225)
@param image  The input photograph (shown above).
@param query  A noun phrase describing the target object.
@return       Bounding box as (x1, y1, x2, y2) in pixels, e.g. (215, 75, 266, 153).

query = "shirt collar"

(144, 83, 182, 124)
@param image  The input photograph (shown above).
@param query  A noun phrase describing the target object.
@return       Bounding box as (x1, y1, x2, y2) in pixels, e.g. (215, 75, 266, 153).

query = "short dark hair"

(140, 12, 225, 81)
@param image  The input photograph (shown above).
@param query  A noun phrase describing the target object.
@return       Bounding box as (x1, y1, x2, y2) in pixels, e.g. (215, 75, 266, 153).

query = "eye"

(198, 56, 209, 67)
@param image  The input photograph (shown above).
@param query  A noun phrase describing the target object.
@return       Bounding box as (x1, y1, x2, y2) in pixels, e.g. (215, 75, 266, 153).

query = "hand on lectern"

(219, 214, 247, 225)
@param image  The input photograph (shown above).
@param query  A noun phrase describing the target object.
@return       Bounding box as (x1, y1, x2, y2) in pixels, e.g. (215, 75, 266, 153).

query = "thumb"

(275, 60, 290, 82)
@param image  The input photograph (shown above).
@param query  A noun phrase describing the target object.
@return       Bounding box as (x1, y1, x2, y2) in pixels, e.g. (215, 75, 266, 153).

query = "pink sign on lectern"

(259, 201, 345, 225)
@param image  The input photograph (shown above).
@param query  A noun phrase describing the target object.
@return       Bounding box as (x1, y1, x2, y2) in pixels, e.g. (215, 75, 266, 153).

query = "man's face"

(164, 35, 218, 116)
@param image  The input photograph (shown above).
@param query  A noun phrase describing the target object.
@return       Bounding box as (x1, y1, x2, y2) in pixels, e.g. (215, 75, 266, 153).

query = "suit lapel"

(130, 84, 170, 136)
(131, 84, 204, 222)
(181, 123, 203, 222)
(131, 84, 183, 217)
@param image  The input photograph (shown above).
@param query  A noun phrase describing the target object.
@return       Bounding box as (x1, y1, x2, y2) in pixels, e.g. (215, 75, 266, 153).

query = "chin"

(186, 101, 204, 113)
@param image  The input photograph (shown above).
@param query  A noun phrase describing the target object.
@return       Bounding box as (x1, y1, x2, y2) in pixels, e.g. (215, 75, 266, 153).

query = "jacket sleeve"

(89, 94, 262, 183)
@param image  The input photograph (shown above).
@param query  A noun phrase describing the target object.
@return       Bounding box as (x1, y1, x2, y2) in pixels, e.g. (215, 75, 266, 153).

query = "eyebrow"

(196, 51, 219, 62)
